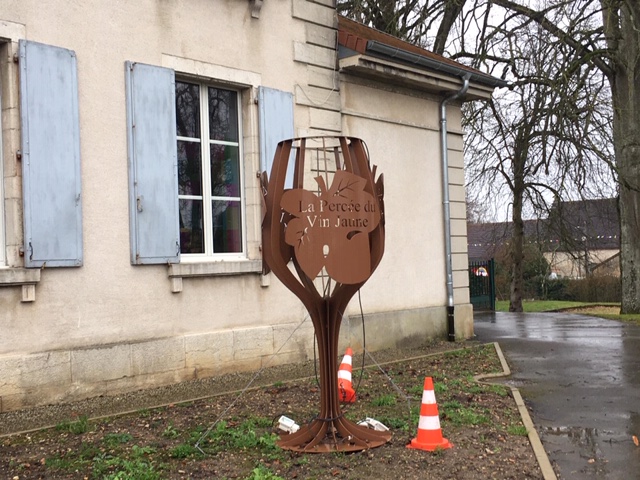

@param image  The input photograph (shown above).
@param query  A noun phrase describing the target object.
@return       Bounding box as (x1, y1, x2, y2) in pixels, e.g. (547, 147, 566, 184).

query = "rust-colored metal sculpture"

(261, 136, 389, 452)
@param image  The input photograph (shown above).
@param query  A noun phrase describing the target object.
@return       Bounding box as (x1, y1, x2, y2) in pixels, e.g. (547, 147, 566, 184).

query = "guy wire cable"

(194, 310, 310, 453)
(354, 289, 413, 431)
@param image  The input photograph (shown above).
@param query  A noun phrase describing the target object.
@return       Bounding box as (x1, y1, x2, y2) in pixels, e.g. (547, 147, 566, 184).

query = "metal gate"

(469, 259, 495, 311)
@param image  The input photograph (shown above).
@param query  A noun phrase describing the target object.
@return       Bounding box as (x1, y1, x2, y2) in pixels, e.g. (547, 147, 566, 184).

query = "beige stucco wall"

(546, 249, 620, 278)
(340, 78, 472, 328)
(0, 0, 475, 412)
(1, 0, 309, 351)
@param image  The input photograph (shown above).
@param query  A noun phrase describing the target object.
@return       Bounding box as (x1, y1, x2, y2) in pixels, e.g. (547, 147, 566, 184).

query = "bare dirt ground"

(0, 343, 544, 479)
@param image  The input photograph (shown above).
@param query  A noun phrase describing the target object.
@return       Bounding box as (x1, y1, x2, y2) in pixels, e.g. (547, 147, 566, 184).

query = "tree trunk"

(509, 153, 525, 312)
(612, 2, 640, 314)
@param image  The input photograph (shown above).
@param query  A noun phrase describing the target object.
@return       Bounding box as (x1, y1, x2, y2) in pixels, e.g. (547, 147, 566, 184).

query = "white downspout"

(440, 74, 470, 341)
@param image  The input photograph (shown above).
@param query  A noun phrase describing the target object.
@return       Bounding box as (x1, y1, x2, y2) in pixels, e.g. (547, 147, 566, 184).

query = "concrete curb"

(475, 342, 557, 480)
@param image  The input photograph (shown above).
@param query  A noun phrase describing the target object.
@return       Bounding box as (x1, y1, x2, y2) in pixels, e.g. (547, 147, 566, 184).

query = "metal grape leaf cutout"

(281, 170, 381, 284)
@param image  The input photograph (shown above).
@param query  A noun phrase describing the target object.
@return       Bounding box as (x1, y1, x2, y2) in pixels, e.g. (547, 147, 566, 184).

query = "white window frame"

(162, 55, 265, 292)
(177, 81, 246, 261)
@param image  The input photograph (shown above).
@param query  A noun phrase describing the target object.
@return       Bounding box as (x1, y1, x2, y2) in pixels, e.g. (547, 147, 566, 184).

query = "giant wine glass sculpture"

(261, 137, 390, 452)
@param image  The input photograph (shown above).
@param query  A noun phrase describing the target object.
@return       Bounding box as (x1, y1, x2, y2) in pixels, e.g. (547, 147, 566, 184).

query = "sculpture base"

(277, 417, 392, 453)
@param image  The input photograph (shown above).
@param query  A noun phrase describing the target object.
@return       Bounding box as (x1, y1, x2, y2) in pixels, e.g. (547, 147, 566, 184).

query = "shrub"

(568, 275, 620, 302)
(545, 275, 620, 303)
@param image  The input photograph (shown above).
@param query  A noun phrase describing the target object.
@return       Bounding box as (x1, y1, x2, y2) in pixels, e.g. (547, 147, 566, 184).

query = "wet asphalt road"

(473, 311, 640, 480)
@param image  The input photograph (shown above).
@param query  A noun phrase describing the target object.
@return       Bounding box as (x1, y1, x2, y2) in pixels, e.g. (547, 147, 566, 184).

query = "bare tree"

(337, 0, 463, 48)
(466, 192, 488, 223)
(462, 8, 614, 310)
(339, 0, 637, 312)
(452, 0, 638, 313)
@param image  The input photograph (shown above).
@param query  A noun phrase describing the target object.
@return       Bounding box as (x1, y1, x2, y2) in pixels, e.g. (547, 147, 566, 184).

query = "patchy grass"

(371, 394, 397, 407)
(169, 443, 202, 459)
(570, 306, 640, 325)
(91, 445, 163, 480)
(55, 415, 90, 435)
(246, 464, 285, 480)
(495, 300, 596, 312)
(508, 425, 529, 436)
(496, 300, 640, 326)
(103, 432, 134, 447)
(162, 424, 179, 439)
(595, 312, 640, 325)
(0, 344, 543, 480)
(440, 400, 490, 426)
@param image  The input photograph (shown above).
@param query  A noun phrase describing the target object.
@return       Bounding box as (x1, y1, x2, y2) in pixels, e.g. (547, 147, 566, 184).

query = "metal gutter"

(441, 73, 470, 342)
(366, 41, 508, 89)
(355, 35, 506, 342)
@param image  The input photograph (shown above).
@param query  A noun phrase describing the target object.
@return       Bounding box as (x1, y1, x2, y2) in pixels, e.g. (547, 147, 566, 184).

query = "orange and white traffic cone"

(337, 347, 356, 403)
(407, 377, 453, 451)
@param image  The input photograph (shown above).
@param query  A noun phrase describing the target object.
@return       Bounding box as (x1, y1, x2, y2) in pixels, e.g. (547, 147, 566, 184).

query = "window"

(125, 59, 294, 280)
(176, 82, 244, 257)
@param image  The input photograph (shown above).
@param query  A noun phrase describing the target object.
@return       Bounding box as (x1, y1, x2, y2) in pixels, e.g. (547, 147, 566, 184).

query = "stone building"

(0, 1, 503, 411)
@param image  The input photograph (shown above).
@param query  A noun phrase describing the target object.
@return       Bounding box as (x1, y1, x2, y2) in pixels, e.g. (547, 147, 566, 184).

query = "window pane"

(178, 140, 202, 196)
(208, 88, 238, 142)
(212, 200, 242, 253)
(179, 199, 204, 253)
(210, 144, 240, 198)
(176, 81, 200, 138)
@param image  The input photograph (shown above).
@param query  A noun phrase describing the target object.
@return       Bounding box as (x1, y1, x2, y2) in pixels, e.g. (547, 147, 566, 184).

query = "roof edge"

(366, 41, 508, 89)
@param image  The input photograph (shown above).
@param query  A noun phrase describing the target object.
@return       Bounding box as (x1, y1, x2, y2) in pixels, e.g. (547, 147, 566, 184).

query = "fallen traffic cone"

(407, 377, 453, 451)
(337, 347, 356, 403)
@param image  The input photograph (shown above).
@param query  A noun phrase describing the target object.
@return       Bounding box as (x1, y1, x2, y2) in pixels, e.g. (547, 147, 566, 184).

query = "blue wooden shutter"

(125, 62, 179, 264)
(19, 40, 83, 267)
(258, 87, 295, 188)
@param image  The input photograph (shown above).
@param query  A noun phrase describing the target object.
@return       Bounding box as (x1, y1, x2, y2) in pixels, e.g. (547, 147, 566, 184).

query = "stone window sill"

(167, 259, 264, 292)
(0, 268, 41, 302)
